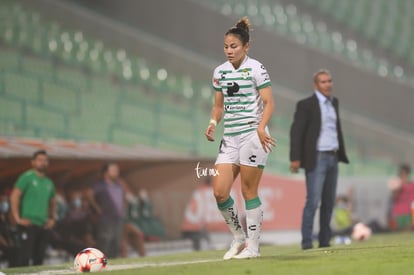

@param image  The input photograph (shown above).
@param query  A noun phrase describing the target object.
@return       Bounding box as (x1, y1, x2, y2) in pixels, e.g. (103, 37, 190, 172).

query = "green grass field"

(3, 232, 414, 275)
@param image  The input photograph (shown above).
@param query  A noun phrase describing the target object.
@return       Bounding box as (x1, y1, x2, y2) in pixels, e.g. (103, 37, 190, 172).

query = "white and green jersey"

(212, 56, 272, 136)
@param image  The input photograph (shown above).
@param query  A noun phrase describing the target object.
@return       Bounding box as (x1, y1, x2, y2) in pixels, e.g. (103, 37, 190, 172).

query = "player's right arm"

(205, 90, 224, 142)
(10, 187, 31, 226)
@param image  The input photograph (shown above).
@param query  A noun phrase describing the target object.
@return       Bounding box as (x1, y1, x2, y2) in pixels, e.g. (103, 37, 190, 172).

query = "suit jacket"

(290, 94, 349, 171)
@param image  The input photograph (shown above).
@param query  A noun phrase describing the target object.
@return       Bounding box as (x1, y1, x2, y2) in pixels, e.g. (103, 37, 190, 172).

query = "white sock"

(246, 206, 263, 252)
(219, 204, 246, 242)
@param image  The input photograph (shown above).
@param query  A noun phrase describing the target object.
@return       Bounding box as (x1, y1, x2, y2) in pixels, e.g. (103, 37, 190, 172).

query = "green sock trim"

(217, 196, 234, 210)
(245, 197, 261, 210)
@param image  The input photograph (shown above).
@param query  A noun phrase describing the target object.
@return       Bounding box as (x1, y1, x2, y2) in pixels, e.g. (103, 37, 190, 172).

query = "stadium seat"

(0, 96, 23, 123)
(4, 72, 40, 103)
(41, 82, 80, 114)
(25, 104, 67, 135)
(305, 0, 414, 68)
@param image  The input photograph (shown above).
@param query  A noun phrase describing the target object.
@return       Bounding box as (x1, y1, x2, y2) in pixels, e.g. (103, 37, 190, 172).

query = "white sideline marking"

(20, 258, 222, 274)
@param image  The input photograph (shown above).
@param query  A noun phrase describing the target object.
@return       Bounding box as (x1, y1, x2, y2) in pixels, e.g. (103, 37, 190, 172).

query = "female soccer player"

(205, 16, 276, 259)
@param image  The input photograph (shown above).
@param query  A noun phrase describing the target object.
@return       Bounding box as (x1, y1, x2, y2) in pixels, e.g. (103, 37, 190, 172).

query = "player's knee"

(241, 187, 257, 201)
(213, 190, 229, 203)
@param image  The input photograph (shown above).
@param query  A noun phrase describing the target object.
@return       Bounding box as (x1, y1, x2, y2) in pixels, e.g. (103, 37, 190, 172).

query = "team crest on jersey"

(241, 68, 250, 79)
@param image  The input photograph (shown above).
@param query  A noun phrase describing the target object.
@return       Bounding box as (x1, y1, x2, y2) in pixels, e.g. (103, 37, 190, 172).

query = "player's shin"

(245, 197, 263, 252)
(217, 196, 246, 242)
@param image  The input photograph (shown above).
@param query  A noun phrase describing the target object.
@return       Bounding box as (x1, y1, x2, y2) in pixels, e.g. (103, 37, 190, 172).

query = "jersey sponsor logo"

(226, 82, 240, 96)
(224, 105, 247, 111)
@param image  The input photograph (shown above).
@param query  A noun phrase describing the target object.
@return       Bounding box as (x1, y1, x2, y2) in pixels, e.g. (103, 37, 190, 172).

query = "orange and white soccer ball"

(74, 248, 107, 272)
(351, 222, 372, 241)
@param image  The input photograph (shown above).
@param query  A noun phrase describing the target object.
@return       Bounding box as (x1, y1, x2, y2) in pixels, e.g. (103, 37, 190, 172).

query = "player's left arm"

(258, 86, 276, 152)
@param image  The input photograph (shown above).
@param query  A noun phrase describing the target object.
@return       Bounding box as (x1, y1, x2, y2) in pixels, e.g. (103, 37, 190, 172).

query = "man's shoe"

(302, 243, 313, 250)
(232, 247, 260, 259)
(223, 240, 245, 260)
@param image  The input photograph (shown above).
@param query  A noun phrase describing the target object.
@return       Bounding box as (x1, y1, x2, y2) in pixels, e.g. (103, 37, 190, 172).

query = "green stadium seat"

(22, 55, 54, 78)
(25, 104, 67, 134)
(318, 0, 336, 14)
(41, 81, 80, 114)
(0, 47, 20, 70)
(110, 127, 154, 147)
(4, 72, 40, 103)
(304, 0, 414, 67)
(0, 119, 36, 137)
(0, 95, 23, 123)
(117, 100, 157, 134)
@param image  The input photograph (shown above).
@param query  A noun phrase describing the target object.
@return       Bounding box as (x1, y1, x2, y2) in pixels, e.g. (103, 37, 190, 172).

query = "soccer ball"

(351, 222, 372, 241)
(74, 248, 107, 272)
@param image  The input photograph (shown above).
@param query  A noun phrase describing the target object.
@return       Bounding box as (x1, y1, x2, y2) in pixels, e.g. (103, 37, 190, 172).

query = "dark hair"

(399, 163, 411, 175)
(101, 161, 117, 174)
(225, 16, 251, 45)
(32, 149, 47, 160)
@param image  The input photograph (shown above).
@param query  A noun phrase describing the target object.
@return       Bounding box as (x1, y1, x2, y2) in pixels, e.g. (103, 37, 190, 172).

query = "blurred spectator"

(331, 191, 386, 244)
(136, 189, 165, 241)
(120, 185, 146, 258)
(54, 187, 68, 223)
(0, 191, 19, 267)
(333, 195, 353, 233)
(120, 223, 146, 258)
(59, 190, 96, 247)
(10, 150, 56, 266)
(331, 195, 353, 244)
(90, 162, 125, 258)
(388, 164, 414, 230)
(181, 177, 212, 251)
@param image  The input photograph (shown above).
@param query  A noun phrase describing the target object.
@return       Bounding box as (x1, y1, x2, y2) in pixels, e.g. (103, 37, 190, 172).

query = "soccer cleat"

(223, 240, 246, 260)
(232, 247, 260, 259)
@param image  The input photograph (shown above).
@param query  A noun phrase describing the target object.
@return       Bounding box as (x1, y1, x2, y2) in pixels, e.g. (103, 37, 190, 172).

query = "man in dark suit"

(290, 69, 349, 250)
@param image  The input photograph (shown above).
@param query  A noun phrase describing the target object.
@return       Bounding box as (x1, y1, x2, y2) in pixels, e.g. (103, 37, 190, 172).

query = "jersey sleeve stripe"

(257, 82, 272, 90)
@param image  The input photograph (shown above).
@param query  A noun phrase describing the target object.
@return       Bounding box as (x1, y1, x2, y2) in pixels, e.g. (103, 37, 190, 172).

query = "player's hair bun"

(235, 16, 251, 33)
(225, 16, 251, 45)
